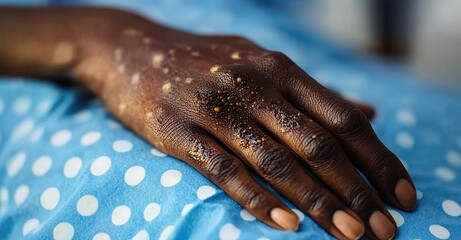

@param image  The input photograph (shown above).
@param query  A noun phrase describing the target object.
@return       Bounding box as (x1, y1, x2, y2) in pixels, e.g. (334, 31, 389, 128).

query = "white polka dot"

(64, 157, 82, 178)
(257, 238, 270, 240)
(23, 218, 39, 236)
(292, 209, 304, 222)
(219, 223, 240, 240)
(7, 151, 26, 177)
(11, 118, 35, 142)
(14, 185, 29, 206)
(51, 129, 72, 147)
(80, 131, 101, 146)
(91, 156, 112, 176)
(32, 156, 52, 176)
(416, 190, 423, 200)
(1, 187, 8, 203)
(447, 150, 461, 166)
(125, 166, 146, 186)
(144, 202, 161, 222)
(240, 209, 255, 221)
(396, 109, 416, 126)
(112, 205, 131, 226)
(113, 140, 133, 153)
(132, 230, 149, 240)
(13, 97, 31, 115)
(181, 204, 194, 216)
(73, 111, 92, 123)
(53, 222, 74, 240)
(429, 224, 450, 239)
(160, 169, 182, 187)
(159, 226, 175, 240)
(30, 126, 45, 142)
(435, 167, 456, 181)
(93, 232, 111, 240)
(0, 187, 8, 216)
(40, 187, 60, 210)
(442, 199, 461, 217)
(107, 120, 121, 129)
(396, 132, 414, 149)
(37, 99, 52, 115)
(388, 209, 404, 227)
(77, 195, 99, 217)
(197, 185, 216, 200)
(151, 148, 167, 157)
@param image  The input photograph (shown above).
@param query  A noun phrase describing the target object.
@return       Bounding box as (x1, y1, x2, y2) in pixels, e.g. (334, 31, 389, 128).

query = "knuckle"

(255, 146, 294, 180)
(368, 150, 396, 180)
(260, 51, 292, 67)
(204, 154, 241, 185)
(329, 103, 368, 135)
(299, 188, 331, 216)
(244, 191, 265, 210)
(348, 186, 377, 210)
(300, 130, 337, 161)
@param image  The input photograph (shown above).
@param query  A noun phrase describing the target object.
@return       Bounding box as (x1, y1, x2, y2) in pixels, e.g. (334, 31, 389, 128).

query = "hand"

(0, 7, 416, 240)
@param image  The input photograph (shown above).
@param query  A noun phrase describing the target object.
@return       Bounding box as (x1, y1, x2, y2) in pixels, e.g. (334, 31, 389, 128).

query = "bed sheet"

(1, 0, 461, 239)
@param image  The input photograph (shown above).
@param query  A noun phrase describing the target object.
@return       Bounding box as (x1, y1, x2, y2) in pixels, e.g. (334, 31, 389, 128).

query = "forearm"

(0, 7, 177, 84)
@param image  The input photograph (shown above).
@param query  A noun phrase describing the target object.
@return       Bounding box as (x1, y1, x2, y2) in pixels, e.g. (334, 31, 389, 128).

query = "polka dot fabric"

(1, 0, 461, 239)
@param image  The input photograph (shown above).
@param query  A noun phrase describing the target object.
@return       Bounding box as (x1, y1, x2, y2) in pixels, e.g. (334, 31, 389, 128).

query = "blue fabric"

(1, 0, 461, 239)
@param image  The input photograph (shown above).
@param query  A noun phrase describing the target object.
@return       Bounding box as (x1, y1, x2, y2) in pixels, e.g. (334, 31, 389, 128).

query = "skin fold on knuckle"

(298, 188, 333, 218)
(347, 185, 379, 213)
(328, 102, 368, 136)
(254, 146, 294, 182)
(300, 130, 337, 165)
(366, 150, 403, 186)
(203, 153, 241, 186)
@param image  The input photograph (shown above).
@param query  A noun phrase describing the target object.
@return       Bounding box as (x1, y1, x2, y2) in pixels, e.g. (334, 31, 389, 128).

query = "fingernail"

(395, 179, 417, 210)
(270, 208, 299, 231)
(369, 211, 395, 240)
(332, 210, 364, 240)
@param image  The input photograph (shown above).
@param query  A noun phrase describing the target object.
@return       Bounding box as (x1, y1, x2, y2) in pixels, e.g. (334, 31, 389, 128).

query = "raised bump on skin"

(115, 48, 123, 62)
(152, 53, 164, 68)
(168, 49, 175, 55)
(143, 37, 152, 44)
(162, 68, 170, 74)
(118, 103, 127, 112)
(162, 83, 171, 93)
(145, 112, 153, 118)
(230, 52, 240, 60)
(210, 65, 220, 73)
(191, 51, 200, 57)
(131, 73, 140, 84)
(185, 78, 193, 84)
(51, 42, 75, 65)
(123, 28, 142, 36)
(117, 65, 125, 73)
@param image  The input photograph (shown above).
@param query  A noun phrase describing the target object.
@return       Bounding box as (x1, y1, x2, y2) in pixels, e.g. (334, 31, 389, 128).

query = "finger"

(251, 98, 396, 240)
(329, 89, 376, 120)
(344, 98, 375, 120)
(162, 128, 299, 231)
(199, 117, 365, 240)
(284, 71, 417, 212)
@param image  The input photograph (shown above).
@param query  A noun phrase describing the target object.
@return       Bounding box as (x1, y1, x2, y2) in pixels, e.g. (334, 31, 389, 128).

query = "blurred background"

(1, 0, 460, 89)
(285, 0, 461, 88)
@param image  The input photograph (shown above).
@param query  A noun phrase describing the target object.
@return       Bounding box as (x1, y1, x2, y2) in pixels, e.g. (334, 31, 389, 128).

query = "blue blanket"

(1, 0, 460, 239)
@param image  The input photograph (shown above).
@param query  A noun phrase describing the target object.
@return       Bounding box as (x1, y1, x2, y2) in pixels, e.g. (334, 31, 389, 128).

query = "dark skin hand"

(0, 6, 416, 240)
